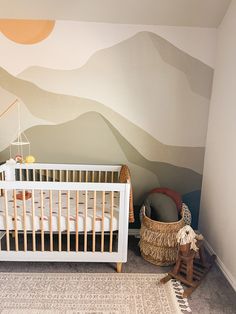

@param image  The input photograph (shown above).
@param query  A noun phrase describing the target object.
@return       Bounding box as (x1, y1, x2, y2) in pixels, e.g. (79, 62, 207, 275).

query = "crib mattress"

(0, 190, 120, 232)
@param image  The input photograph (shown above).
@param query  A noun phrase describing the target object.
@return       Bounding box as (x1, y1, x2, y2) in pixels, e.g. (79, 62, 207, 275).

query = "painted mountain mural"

(0, 31, 214, 227)
(19, 31, 213, 147)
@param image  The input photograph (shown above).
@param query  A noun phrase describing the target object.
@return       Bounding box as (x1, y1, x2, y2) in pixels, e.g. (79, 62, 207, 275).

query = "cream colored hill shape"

(19, 31, 213, 147)
(0, 66, 204, 174)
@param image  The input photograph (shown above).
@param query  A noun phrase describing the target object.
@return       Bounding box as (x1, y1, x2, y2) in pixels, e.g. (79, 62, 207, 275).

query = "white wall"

(199, 0, 236, 290)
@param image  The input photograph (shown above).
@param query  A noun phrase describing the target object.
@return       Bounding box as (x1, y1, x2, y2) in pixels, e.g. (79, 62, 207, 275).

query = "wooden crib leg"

(116, 262, 122, 273)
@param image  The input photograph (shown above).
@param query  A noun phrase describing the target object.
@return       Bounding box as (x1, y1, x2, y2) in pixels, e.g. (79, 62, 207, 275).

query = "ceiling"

(0, 0, 232, 27)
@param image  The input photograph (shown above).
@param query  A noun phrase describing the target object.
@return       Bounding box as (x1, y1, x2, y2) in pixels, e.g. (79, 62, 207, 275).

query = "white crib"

(0, 163, 130, 272)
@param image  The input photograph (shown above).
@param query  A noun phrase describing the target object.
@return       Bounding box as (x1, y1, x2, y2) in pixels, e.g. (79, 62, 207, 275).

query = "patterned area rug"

(0, 272, 191, 313)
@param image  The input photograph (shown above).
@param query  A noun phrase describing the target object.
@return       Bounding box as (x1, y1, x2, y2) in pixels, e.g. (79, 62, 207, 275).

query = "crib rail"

(0, 180, 130, 263)
(13, 163, 121, 184)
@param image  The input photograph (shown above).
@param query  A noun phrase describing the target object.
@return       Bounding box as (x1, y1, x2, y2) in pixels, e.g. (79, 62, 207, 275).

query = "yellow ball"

(25, 155, 36, 163)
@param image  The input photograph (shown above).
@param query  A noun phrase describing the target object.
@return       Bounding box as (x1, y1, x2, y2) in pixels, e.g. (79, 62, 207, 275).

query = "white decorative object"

(0, 98, 31, 161)
(176, 225, 200, 252)
(10, 100, 31, 161)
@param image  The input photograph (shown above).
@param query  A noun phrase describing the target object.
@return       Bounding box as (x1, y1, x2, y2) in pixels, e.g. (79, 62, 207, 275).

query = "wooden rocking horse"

(161, 225, 216, 297)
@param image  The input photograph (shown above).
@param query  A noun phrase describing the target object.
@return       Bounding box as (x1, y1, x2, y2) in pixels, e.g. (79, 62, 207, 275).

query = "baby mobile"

(0, 98, 36, 164)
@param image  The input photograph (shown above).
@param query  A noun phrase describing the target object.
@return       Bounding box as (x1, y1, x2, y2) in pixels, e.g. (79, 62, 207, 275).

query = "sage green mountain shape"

(0, 66, 204, 174)
(20, 31, 213, 99)
(102, 116, 202, 194)
(0, 111, 160, 204)
(19, 31, 213, 147)
(0, 111, 201, 197)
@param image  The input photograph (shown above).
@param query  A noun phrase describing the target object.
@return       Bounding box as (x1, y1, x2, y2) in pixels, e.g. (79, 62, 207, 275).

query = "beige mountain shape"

(0, 66, 204, 174)
(0, 111, 202, 198)
(19, 31, 213, 147)
(0, 111, 160, 204)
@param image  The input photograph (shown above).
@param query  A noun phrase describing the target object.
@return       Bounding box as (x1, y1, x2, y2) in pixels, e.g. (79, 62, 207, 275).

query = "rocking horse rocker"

(161, 225, 216, 297)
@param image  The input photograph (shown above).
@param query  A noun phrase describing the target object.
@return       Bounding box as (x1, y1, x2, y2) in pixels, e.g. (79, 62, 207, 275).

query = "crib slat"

(105, 171, 107, 183)
(92, 171, 95, 182)
(79, 171, 81, 182)
(67, 190, 70, 252)
(33, 169, 36, 182)
(22, 190, 27, 251)
(31, 189, 36, 251)
(53, 170, 55, 182)
(66, 170, 69, 182)
(109, 191, 114, 253)
(49, 190, 53, 252)
(19, 165, 23, 181)
(76, 171, 78, 182)
(4, 190, 10, 251)
(85, 171, 88, 182)
(98, 171, 101, 183)
(92, 191, 96, 252)
(46, 169, 49, 182)
(84, 190, 87, 252)
(101, 191, 105, 253)
(26, 167, 29, 181)
(58, 190, 62, 252)
(40, 190, 44, 252)
(75, 190, 79, 252)
(111, 171, 114, 183)
(39, 169, 42, 182)
(72, 170, 75, 182)
(13, 189, 19, 251)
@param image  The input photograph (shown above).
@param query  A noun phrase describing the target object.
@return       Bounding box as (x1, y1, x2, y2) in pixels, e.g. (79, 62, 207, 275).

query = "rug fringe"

(170, 279, 192, 313)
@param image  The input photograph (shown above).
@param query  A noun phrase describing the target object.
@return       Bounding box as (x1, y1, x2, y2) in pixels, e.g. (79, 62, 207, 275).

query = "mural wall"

(0, 20, 214, 227)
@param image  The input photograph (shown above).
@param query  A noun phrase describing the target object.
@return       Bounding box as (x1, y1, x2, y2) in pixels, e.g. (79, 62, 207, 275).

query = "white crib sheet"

(0, 190, 120, 232)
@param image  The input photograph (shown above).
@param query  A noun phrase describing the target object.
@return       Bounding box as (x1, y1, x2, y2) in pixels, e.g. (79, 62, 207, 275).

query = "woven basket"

(139, 206, 185, 266)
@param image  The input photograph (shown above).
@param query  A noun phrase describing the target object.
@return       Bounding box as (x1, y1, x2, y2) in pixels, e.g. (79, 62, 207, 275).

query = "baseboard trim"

(204, 239, 236, 292)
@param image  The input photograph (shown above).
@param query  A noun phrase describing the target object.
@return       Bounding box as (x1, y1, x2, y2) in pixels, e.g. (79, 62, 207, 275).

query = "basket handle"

(140, 204, 147, 221)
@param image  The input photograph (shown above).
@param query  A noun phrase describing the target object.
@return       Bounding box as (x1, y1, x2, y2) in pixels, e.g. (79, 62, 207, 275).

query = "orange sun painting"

(0, 19, 55, 44)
